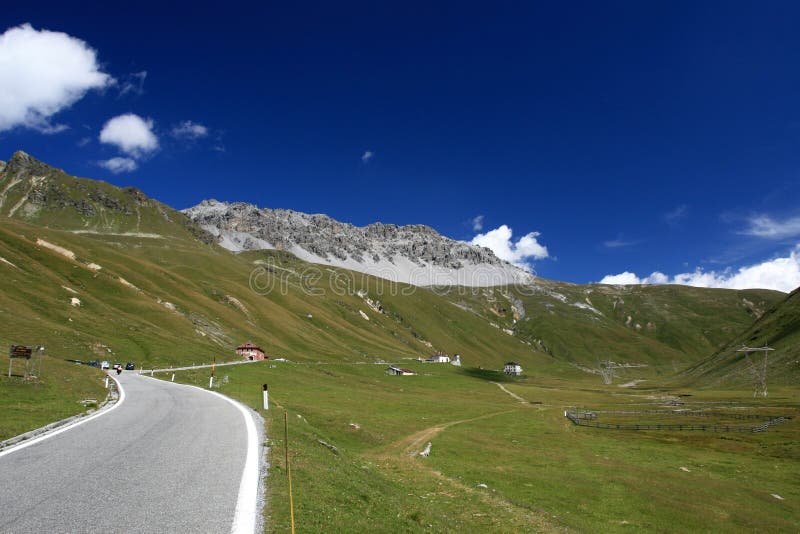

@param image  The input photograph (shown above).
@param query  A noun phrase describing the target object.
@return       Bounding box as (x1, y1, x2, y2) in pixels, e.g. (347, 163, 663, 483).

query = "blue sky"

(2, 2, 800, 291)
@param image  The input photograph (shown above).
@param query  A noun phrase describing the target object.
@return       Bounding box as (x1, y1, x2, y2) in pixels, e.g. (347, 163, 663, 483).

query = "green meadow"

(171, 362, 800, 533)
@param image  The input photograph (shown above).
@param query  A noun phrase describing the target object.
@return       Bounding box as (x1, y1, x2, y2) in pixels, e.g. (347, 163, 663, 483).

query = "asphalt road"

(0, 373, 260, 534)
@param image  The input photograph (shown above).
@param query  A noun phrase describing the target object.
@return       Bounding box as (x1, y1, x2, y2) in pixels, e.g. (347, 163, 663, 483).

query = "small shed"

(236, 342, 267, 361)
(386, 365, 415, 376)
(504, 361, 522, 376)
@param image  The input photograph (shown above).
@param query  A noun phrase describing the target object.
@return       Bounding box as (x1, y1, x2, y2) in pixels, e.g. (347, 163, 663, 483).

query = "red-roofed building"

(236, 342, 267, 361)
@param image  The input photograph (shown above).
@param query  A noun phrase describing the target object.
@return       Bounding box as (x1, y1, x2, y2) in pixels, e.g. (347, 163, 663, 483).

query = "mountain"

(0, 151, 211, 241)
(680, 286, 800, 387)
(0, 150, 787, 380)
(183, 199, 532, 286)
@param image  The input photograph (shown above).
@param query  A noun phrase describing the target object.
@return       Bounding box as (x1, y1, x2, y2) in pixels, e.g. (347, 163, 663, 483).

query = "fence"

(565, 408, 786, 433)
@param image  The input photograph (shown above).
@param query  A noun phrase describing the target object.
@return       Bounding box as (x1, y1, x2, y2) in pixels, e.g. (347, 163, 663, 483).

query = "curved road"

(0, 373, 261, 533)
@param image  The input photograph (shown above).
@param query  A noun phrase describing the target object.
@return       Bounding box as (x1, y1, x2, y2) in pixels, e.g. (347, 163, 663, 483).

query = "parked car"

(87, 359, 100, 368)
(125, 362, 135, 370)
(100, 361, 110, 370)
(112, 363, 123, 370)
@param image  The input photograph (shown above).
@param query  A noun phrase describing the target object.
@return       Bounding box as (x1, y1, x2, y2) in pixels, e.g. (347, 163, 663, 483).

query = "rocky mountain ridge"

(183, 199, 534, 286)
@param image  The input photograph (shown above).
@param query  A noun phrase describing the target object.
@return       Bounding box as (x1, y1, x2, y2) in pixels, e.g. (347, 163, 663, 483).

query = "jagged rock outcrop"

(184, 200, 534, 286)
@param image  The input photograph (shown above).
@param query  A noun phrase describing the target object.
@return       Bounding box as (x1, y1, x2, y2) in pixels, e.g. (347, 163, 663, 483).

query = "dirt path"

(367, 409, 567, 532)
(384, 410, 515, 458)
(492, 381, 527, 403)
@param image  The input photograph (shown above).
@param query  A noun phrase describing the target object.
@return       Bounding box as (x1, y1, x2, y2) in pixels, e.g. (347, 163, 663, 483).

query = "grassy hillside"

(680, 286, 800, 388)
(0, 216, 558, 370)
(435, 281, 781, 376)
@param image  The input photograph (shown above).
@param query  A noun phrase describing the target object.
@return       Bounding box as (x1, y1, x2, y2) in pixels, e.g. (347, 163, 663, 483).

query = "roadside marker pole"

(285, 411, 295, 534)
(105, 376, 109, 389)
(171, 373, 175, 382)
(263, 384, 269, 410)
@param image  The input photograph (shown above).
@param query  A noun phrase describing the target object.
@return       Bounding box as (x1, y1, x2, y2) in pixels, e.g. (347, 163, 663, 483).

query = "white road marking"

(0, 374, 126, 459)
(138, 374, 260, 534)
(207, 390, 260, 534)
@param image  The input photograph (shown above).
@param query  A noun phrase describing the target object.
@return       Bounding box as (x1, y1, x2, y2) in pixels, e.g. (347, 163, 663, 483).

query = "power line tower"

(737, 346, 773, 398)
(598, 360, 616, 385)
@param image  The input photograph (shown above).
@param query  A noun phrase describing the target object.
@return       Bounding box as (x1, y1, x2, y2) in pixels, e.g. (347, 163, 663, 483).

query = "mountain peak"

(5, 150, 58, 176)
(184, 200, 534, 287)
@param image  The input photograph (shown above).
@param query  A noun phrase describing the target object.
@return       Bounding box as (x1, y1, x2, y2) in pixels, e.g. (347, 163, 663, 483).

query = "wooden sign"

(9, 345, 32, 359)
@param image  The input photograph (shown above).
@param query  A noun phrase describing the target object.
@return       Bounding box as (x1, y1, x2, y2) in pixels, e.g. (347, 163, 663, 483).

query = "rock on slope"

(183, 199, 534, 286)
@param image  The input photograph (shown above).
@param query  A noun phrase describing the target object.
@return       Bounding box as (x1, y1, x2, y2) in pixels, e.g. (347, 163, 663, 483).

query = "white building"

(451, 354, 462, 367)
(504, 361, 522, 376)
(426, 352, 451, 363)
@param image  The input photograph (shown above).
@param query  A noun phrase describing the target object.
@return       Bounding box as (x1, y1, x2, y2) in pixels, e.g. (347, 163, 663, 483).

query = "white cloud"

(361, 150, 374, 163)
(664, 204, 688, 223)
(171, 120, 209, 140)
(600, 245, 800, 293)
(98, 157, 137, 173)
(471, 215, 484, 232)
(741, 214, 800, 240)
(99, 113, 158, 156)
(603, 236, 640, 248)
(118, 71, 147, 97)
(471, 225, 549, 270)
(0, 23, 112, 133)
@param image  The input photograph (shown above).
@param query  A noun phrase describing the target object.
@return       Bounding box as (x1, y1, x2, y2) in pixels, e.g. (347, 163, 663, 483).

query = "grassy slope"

(0, 218, 553, 370)
(173, 362, 800, 533)
(680, 286, 800, 388)
(0, 356, 107, 441)
(437, 281, 783, 376)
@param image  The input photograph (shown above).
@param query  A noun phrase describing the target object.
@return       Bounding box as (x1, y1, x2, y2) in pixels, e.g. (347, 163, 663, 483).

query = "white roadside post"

(105, 376, 109, 389)
(263, 383, 269, 410)
(171, 373, 175, 382)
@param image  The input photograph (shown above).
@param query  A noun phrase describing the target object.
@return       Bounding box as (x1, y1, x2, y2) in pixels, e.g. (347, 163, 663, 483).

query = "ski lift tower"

(737, 346, 774, 398)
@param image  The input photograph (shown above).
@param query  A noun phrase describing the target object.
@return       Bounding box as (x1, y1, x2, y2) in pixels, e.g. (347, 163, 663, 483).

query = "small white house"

(504, 361, 522, 376)
(386, 365, 416, 376)
(426, 352, 451, 363)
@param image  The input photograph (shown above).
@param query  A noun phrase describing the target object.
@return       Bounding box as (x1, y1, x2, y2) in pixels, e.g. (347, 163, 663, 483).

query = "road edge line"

(0, 374, 126, 459)
(138, 374, 260, 534)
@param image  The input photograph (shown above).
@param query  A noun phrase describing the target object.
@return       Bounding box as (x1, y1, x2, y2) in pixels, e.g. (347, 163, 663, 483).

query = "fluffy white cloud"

(471, 215, 484, 232)
(471, 225, 549, 270)
(741, 214, 800, 240)
(600, 245, 800, 292)
(171, 120, 208, 139)
(98, 157, 137, 173)
(0, 23, 112, 133)
(361, 150, 374, 163)
(99, 113, 158, 156)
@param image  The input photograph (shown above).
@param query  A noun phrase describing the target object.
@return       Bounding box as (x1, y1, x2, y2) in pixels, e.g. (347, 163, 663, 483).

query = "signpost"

(8, 345, 32, 378)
